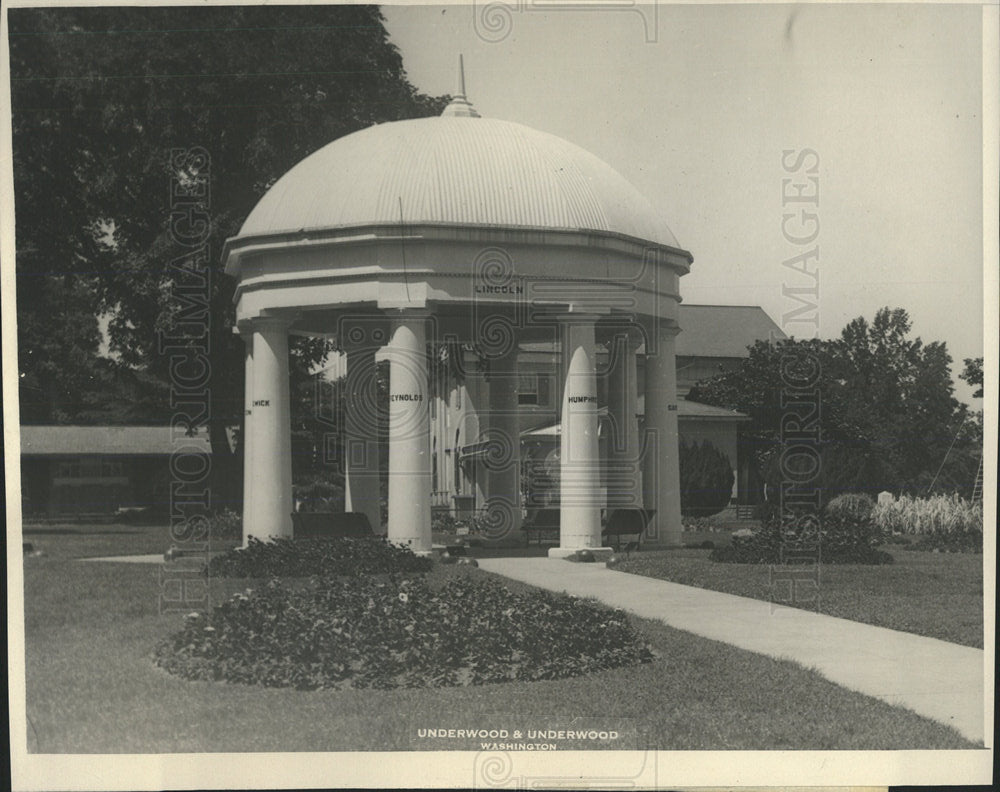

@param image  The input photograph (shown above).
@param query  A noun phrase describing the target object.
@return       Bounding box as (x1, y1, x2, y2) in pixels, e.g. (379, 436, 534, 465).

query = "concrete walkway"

(78, 554, 169, 563)
(478, 557, 986, 744)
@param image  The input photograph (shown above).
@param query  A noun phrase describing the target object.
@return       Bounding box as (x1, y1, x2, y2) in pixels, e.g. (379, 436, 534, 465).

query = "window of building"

(102, 459, 125, 477)
(518, 374, 550, 406)
(56, 457, 126, 479)
(57, 460, 80, 478)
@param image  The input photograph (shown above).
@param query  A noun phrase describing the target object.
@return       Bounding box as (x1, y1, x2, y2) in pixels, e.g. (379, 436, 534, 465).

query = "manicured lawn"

(613, 546, 984, 648)
(22, 521, 240, 559)
(18, 523, 979, 752)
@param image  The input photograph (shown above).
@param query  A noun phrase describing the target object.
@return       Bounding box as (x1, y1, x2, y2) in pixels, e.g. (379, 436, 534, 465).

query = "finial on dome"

(441, 53, 481, 118)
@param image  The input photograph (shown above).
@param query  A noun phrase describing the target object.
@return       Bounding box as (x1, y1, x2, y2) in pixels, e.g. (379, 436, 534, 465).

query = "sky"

(382, 2, 989, 405)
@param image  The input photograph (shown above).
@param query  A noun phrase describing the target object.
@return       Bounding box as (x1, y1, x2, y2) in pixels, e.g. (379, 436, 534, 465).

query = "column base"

(548, 546, 615, 562)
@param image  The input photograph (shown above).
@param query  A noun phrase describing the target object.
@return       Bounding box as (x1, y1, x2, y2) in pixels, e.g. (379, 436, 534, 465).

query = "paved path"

(78, 554, 169, 563)
(478, 557, 986, 744)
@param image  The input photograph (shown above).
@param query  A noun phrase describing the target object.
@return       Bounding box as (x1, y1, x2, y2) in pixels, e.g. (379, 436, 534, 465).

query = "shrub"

(205, 536, 432, 578)
(293, 478, 345, 513)
(821, 493, 884, 561)
(708, 520, 784, 564)
(872, 493, 982, 537)
(155, 573, 655, 690)
(681, 515, 716, 531)
(824, 493, 875, 524)
(207, 509, 242, 540)
(680, 440, 734, 517)
(431, 511, 475, 534)
(710, 506, 893, 565)
(909, 531, 982, 554)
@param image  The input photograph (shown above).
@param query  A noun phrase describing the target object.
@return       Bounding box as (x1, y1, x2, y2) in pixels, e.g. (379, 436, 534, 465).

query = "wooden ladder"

(971, 454, 984, 501)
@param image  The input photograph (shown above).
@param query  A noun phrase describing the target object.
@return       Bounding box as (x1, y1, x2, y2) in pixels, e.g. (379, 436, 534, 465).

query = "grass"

(22, 521, 240, 558)
(19, 522, 981, 752)
(613, 546, 984, 648)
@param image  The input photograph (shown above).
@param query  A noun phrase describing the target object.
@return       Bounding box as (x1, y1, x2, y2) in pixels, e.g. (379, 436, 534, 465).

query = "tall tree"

(689, 307, 972, 499)
(10, 6, 448, 500)
(830, 308, 967, 490)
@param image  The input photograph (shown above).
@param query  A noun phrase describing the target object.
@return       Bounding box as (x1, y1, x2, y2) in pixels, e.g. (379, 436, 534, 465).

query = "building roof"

(522, 399, 747, 436)
(675, 304, 786, 358)
(660, 397, 748, 421)
(19, 425, 212, 456)
(234, 114, 682, 251)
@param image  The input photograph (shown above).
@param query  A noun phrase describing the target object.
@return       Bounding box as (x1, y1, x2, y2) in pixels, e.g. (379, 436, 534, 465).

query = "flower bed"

(204, 536, 432, 578)
(155, 573, 655, 690)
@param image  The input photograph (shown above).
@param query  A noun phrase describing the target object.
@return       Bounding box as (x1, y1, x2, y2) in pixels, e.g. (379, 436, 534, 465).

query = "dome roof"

(237, 115, 681, 250)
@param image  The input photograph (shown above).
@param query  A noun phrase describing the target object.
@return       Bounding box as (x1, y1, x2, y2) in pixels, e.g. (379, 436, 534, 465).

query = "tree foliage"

(688, 307, 977, 500)
(959, 357, 983, 399)
(10, 6, 448, 497)
(679, 440, 734, 516)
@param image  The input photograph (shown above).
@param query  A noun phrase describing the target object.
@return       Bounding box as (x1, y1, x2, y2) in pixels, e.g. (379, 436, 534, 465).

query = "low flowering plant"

(155, 573, 655, 690)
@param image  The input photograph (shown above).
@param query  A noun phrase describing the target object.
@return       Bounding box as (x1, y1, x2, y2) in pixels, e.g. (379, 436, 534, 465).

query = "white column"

(344, 346, 383, 535)
(606, 330, 642, 509)
(552, 315, 612, 559)
(464, 375, 488, 508)
(240, 330, 255, 546)
(386, 311, 432, 553)
(484, 343, 522, 545)
(244, 318, 293, 543)
(643, 323, 683, 547)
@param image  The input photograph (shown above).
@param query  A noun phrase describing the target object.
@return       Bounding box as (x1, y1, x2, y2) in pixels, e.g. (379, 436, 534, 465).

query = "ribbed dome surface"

(238, 116, 679, 249)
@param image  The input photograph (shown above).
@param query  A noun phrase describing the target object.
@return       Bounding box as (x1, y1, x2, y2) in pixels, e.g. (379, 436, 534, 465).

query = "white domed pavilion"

(224, 65, 692, 557)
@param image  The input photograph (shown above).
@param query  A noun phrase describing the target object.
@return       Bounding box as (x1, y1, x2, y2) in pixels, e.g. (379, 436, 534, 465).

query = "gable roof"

(675, 304, 785, 358)
(19, 425, 212, 456)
